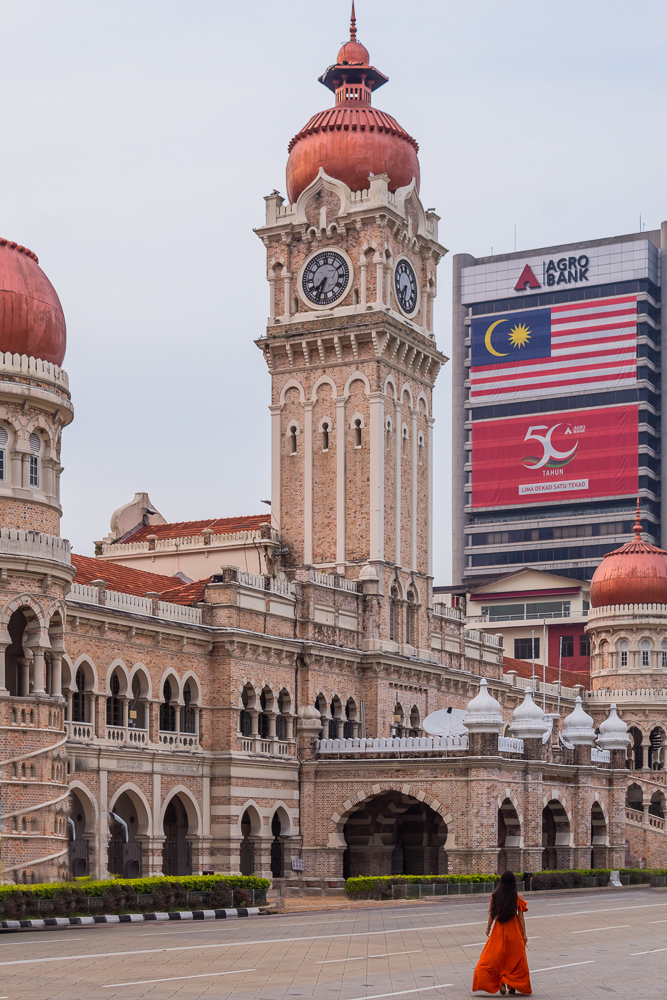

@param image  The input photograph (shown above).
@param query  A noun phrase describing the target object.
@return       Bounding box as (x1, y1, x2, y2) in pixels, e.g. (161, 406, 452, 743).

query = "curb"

(0, 907, 260, 930)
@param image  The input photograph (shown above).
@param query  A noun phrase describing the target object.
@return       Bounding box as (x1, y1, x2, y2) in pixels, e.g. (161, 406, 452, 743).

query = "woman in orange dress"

(472, 870, 532, 996)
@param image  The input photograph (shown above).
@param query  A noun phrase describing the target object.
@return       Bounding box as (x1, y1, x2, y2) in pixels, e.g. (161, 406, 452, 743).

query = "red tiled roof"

(71, 554, 185, 598)
(503, 656, 589, 688)
(157, 578, 210, 606)
(121, 514, 267, 543)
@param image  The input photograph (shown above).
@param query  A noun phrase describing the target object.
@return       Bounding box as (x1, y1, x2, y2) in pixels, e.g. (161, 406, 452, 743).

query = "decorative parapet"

(466, 628, 502, 648)
(100, 527, 279, 557)
(586, 688, 667, 700)
(587, 603, 667, 622)
(498, 735, 524, 754)
(67, 584, 203, 626)
(310, 570, 359, 593)
(317, 734, 469, 754)
(591, 747, 611, 764)
(236, 569, 296, 598)
(504, 672, 579, 701)
(0, 528, 71, 566)
(432, 603, 464, 621)
(0, 352, 69, 391)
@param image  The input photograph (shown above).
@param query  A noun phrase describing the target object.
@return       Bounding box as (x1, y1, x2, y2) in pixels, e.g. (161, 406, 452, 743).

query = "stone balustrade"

(0, 527, 71, 566)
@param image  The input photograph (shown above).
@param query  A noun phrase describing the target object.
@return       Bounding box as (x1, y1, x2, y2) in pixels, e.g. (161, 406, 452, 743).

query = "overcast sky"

(3, 1, 666, 583)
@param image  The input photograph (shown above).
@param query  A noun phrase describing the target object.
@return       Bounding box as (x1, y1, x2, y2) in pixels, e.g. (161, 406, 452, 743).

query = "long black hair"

(490, 870, 518, 923)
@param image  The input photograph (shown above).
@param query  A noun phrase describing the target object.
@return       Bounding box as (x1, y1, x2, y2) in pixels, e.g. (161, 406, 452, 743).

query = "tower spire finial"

(634, 496, 642, 539)
(350, 0, 357, 40)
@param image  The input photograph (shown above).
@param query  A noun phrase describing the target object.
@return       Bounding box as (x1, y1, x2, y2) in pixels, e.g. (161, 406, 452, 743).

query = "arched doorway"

(240, 808, 257, 875)
(342, 791, 448, 877)
(69, 791, 92, 877)
(626, 782, 644, 816)
(591, 802, 608, 868)
(649, 791, 665, 820)
(162, 796, 192, 876)
(108, 792, 143, 877)
(649, 728, 665, 770)
(628, 727, 644, 770)
(270, 811, 285, 878)
(542, 800, 571, 870)
(497, 798, 521, 874)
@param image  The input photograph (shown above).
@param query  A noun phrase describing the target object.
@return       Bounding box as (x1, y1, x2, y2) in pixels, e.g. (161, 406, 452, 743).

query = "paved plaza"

(0, 888, 665, 1000)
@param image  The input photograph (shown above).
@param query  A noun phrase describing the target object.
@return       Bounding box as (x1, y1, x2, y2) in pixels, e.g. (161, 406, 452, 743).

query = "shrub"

(0, 874, 270, 919)
(345, 874, 501, 898)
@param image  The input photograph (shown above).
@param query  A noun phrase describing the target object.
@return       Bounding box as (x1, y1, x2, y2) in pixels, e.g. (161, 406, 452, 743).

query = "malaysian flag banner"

(469, 294, 637, 402)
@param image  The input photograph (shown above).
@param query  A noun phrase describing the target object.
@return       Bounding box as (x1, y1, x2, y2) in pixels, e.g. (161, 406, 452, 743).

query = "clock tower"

(256, 6, 447, 650)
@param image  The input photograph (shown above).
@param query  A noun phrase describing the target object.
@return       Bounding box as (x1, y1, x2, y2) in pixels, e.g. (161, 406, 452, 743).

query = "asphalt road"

(1, 888, 666, 1000)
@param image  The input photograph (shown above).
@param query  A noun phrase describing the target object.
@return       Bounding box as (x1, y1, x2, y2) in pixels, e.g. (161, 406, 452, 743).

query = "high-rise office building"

(452, 225, 667, 584)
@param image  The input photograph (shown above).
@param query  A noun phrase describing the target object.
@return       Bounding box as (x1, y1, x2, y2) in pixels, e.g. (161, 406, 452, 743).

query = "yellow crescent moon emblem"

(484, 319, 508, 357)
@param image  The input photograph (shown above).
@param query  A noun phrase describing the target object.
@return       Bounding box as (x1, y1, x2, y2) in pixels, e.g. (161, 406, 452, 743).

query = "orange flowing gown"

(472, 896, 532, 995)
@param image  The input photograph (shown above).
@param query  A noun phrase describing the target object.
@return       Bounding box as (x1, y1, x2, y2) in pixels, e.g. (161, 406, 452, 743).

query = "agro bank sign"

(461, 238, 658, 306)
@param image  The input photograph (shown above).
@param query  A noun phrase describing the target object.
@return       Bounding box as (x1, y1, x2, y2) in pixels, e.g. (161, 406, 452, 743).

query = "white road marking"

(630, 946, 667, 956)
(344, 986, 454, 1000)
(462, 942, 487, 947)
(0, 923, 484, 967)
(649, 918, 667, 924)
(0, 937, 85, 947)
(102, 967, 256, 987)
(318, 950, 422, 964)
(2, 903, 664, 969)
(532, 961, 596, 972)
(571, 924, 630, 933)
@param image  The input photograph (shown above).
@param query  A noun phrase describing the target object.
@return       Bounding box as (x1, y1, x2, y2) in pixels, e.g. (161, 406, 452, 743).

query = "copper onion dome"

(285, 3, 420, 204)
(589, 501, 667, 607)
(0, 238, 66, 366)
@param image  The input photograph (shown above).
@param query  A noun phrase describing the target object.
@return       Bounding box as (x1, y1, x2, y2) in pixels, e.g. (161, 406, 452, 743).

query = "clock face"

(302, 251, 350, 306)
(394, 258, 419, 315)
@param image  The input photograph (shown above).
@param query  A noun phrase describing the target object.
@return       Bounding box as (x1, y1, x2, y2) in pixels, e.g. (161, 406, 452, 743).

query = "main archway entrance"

(343, 791, 448, 877)
(162, 796, 192, 876)
(108, 792, 143, 878)
(542, 799, 571, 870)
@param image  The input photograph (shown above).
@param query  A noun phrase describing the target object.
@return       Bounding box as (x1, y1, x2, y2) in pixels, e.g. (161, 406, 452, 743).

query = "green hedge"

(347, 868, 667, 898)
(346, 874, 500, 897)
(0, 875, 270, 920)
(528, 868, 667, 890)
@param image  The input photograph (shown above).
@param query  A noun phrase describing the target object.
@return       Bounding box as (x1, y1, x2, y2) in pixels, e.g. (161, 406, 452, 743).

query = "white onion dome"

(463, 678, 504, 733)
(298, 703, 323, 733)
(358, 563, 379, 580)
(562, 696, 596, 745)
(509, 687, 549, 740)
(597, 703, 631, 750)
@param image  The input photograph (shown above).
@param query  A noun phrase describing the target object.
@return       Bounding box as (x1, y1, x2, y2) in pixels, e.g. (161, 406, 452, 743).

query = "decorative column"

(304, 400, 314, 565)
(562, 697, 597, 869)
(0, 640, 9, 696)
(50, 651, 63, 701)
(32, 647, 47, 697)
(509, 687, 549, 761)
(270, 403, 282, 538)
(335, 396, 346, 568)
(360, 258, 367, 305)
(411, 406, 418, 571)
(283, 272, 292, 318)
(368, 391, 385, 563)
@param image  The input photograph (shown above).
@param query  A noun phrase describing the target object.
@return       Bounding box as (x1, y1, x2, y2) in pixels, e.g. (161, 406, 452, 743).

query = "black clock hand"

(315, 275, 328, 301)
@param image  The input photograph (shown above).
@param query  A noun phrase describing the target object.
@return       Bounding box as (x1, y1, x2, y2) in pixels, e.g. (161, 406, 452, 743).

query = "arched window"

(662, 639, 667, 669)
(160, 679, 176, 732)
(402, 426, 409, 458)
(21, 763, 26, 779)
(329, 696, 342, 739)
(410, 705, 420, 735)
(128, 674, 146, 729)
(239, 684, 253, 737)
(418, 432, 425, 465)
(389, 586, 399, 641)
(276, 689, 290, 741)
(641, 639, 651, 668)
(289, 425, 297, 455)
(259, 688, 272, 739)
(181, 681, 196, 734)
(106, 672, 123, 727)
(354, 418, 362, 449)
(385, 419, 392, 451)
(0, 425, 8, 481)
(321, 421, 330, 452)
(11, 763, 17, 778)
(72, 667, 87, 723)
(619, 639, 629, 668)
(406, 590, 417, 646)
(28, 433, 41, 488)
(392, 703, 404, 736)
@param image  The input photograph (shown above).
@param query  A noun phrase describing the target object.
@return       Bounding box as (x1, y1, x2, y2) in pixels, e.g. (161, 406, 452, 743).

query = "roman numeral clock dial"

(394, 257, 419, 316)
(301, 250, 351, 307)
